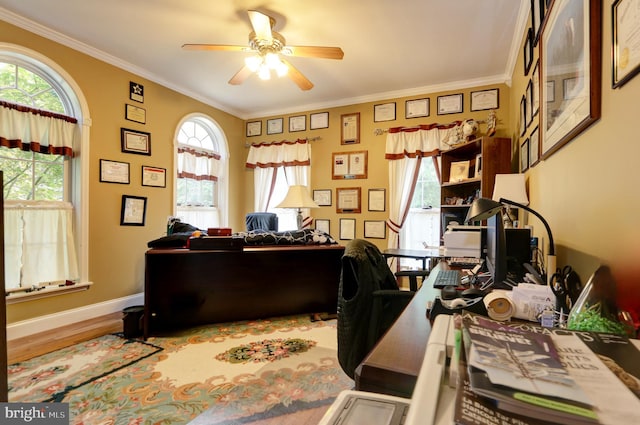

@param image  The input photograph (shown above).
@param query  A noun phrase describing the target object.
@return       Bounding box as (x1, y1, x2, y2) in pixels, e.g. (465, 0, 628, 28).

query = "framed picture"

(448, 160, 470, 182)
(405, 98, 430, 118)
(531, 0, 545, 46)
(374, 102, 396, 122)
(474, 153, 482, 178)
(120, 195, 147, 226)
(612, 0, 640, 88)
(529, 126, 540, 167)
(470, 88, 499, 111)
(310, 112, 329, 129)
(541, 0, 601, 159)
(332, 151, 368, 180)
(266, 118, 283, 135)
(141, 165, 166, 188)
(336, 187, 361, 214)
(246, 121, 261, 137)
(289, 115, 306, 132)
(364, 220, 386, 239)
(129, 81, 144, 103)
(341, 113, 360, 144)
(125, 104, 146, 124)
(368, 188, 386, 212)
(524, 27, 533, 76)
(339, 218, 356, 240)
(315, 219, 330, 234)
(99, 159, 129, 184)
(313, 189, 332, 206)
(519, 95, 527, 136)
(437, 93, 463, 115)
(532, 60, 540, 117)
(520, 138, 530, 172)
(121, 128, 151, 156)
(526, 79, 534, 127)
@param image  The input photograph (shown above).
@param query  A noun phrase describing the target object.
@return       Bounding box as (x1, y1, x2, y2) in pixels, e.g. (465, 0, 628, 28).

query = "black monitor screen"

(486, 214, 507, 287)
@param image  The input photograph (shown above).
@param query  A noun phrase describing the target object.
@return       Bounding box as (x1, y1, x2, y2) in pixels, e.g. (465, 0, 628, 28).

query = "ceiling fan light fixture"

(258, 64, 271, 80)
(244, 55, 262, 72)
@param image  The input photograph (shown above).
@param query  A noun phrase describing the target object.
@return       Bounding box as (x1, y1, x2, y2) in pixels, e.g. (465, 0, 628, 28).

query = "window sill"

(6, 282, 93, 304)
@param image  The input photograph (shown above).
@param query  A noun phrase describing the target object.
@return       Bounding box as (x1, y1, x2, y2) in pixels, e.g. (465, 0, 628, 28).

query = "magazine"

(460, 312, 640, 424)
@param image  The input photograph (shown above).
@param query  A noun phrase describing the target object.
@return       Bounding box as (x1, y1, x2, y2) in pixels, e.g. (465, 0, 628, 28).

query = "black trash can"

(122, 306, 144, 338)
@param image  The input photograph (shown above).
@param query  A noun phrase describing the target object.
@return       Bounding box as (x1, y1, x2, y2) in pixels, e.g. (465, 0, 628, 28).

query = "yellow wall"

(2, 19, 247, 323)
(5, 0, 636, 326)
(509, 1, 639, 281)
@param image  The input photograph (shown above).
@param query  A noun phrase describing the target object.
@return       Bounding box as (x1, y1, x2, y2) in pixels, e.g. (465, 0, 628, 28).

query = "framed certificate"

(437, 93, 463, 115)
(315, 219, 330, 234)
(121, 128, 151, 156)
(313, 189, 332, 206)
(364, 220, 386, 239)
(289, 115, 306, 132)
(100, 159, 130, 184)
(374, 102, 396, 122)
(612, 0, 640, 88)
(332, 151, 368, 180)
(120, 195, 147, 226)
(368, 188, 386, 212)
(310, 112, 329, 129)
(470, 88, 499, 111)
(246, 121, 262, 137)
(141, 165, 166, 188)
(341, 113, 360, 144)
(339, 218, 356, 240)
(267, 118, 283, 135)
(405, 98, 430, 118)
(336, 187, 361, 214)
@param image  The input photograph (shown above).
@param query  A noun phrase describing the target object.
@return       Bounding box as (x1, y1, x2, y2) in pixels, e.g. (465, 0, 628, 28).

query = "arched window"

(0, 44, 90, 298)
(175, 115, 228, 229)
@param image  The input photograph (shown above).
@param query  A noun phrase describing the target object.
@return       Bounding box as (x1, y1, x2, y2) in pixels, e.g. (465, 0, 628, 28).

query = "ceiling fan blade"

(284, 45, 344, 60)
(228, 65, 253, 85)
(281, 58, 313, 91)
(182, 44, 249, 52)
(247, 10, 273, 41)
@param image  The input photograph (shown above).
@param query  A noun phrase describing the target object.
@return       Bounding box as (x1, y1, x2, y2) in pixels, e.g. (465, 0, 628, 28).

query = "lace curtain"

(1, 102, 80, 290)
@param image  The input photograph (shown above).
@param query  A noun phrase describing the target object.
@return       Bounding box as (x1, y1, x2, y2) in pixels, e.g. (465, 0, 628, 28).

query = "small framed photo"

(141, 165, 166, 188)
(289, 115, 306, 132)
(121, 128, 151, 156)
(246, 121, 262, 137)
(437, 93, 463, 115)
(470, 88, 499, 111)
(125, 103, 146, 124)
(336, 187, 361, 214)
(449, 160, 470, 182)
(364, 220, 386, 239)
(120, 195, 147, 226)
(315, 219, 330, 234)
(368, 188, 386, 212)
(129, 81, 144, 103)
(313, 189, 332, 206)
(529, 126, 540, 167)
(341, 113, 360, 144)
(310, 112, 329, 130)
(374, 102, 396, 122)
(520, 138, 530, 172)
(405, 98, 430, 118)
(266, 118, 283, 135)
(100, 159, 130, 184)
(474, 154, 482, 178)
(524, 28, 533, 75)
(339, 218, 356, 240)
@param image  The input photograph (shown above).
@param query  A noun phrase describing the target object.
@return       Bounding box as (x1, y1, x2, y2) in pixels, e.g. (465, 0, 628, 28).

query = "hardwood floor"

(7, 311, 123, 364)
(6, 312, 335, 424)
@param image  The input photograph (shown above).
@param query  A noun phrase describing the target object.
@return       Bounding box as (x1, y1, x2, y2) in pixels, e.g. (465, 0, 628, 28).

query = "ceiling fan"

(182, 10, 344, 90)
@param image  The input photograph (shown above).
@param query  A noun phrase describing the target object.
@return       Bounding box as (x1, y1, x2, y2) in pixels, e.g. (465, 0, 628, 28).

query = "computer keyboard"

(432, 269, 462, 288)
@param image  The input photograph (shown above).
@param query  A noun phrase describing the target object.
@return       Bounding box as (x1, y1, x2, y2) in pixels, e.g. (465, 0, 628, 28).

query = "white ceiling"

(0, 1, 527, 119)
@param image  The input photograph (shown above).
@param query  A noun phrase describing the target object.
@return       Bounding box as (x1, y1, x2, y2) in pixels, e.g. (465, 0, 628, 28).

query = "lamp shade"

(465, 198, 503, 223)
(275, 185, 319, 209)
(492, 174, 529, 205)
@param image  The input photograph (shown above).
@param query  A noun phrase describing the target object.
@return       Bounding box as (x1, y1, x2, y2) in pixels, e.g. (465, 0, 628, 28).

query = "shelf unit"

(440, 137, 511, 232)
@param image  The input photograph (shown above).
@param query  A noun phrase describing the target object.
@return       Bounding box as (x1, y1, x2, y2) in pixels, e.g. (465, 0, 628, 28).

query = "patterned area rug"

(8, 315, 352, 424)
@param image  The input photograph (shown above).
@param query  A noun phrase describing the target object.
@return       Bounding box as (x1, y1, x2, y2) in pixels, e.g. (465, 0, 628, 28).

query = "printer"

(442, 225, 483, 258)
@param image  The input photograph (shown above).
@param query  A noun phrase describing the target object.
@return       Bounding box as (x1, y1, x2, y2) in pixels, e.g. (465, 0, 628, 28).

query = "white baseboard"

(6, 293, 144, 341)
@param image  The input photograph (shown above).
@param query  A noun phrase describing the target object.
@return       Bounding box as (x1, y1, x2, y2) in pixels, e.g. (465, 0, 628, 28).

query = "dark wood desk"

(354, 262, 445, 398)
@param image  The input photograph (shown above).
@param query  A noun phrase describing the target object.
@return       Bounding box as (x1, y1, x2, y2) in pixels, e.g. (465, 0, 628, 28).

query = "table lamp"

(275, 185, 319, 230)
(492, 174, 529, 228)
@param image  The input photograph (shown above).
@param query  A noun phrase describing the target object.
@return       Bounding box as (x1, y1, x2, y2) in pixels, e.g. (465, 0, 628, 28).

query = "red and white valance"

(246, 139, 311, 169)
(385, 122, 461, 160)
(177, 146, 221, 181)
(0, 100, 78, 157)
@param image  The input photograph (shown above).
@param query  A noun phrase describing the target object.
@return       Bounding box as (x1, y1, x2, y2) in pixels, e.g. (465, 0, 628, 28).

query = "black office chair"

(245, 212, 278, 231)
(337, 239, 415, 379)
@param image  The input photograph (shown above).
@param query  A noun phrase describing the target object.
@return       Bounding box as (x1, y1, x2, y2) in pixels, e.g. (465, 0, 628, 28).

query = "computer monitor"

(485, 213, 507, 287)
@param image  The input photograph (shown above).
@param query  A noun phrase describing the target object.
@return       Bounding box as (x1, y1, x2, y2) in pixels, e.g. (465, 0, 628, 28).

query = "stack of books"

(454, 312, 640, 425)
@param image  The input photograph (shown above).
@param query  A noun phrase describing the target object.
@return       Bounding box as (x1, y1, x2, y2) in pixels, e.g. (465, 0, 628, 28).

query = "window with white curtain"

(0, 57, 81, 292)
(175, 115, 228, 229)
